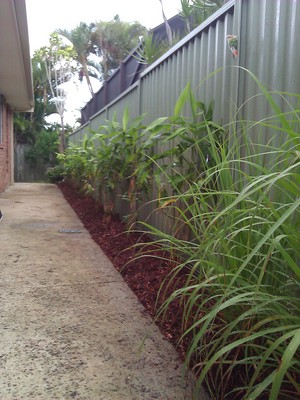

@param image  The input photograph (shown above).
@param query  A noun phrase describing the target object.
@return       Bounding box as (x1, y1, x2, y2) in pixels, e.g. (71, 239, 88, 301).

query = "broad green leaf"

(173, 82, 191, 118)
(143, 117, 168, 133)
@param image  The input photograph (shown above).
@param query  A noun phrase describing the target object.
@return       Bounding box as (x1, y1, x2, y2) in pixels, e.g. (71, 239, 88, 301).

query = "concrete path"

(0, 183, 208, 400)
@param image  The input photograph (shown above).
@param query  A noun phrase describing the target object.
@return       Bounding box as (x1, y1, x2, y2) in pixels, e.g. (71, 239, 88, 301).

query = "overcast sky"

(26, 0, 182, 54)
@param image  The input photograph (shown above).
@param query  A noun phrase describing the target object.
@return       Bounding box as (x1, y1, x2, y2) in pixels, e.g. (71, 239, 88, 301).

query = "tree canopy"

(180, 0, 224, 32)
(57, 17, 147, 87)
(90, 16, 147, 79)
(14, 4, 225, 161)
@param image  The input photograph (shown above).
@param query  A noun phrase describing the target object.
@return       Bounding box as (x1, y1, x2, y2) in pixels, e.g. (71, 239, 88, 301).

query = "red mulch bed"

(58, 181, 190, 359)
(58, 182, 251, 400)
(58, 181, 298, 400)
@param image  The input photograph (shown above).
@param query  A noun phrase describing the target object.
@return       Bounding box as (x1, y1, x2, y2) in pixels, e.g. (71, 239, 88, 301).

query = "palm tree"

(31, 52, 52, 115)
(180, 0, 224, 33)
(37, 33, 76, 152)
(57, 22, 97, 98)
(91, 16, 146, 80)
(14, 52, 56, 148)
(158, 0, 173, 46)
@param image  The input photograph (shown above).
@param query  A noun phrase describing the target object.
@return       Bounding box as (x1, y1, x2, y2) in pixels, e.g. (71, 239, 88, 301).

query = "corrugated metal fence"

(69, 0, 300, 226)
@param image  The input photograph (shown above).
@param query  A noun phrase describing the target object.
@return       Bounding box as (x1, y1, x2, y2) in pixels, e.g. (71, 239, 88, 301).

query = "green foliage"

(57, 139, 94, 191)
(134, 33, 170, 65)
(24, 128, 59, 167)
(14, 50, 61, 171)
(152, 138, 300, 399)
(56, 22, 100, 97)
(56, 18, 146, 94)
(59, 109, 167, 224)
(14, 52, 56, 147)
(135, 82, 300, 399)
(59, 78, 300, 398)
(45, 164, 65, 183)
(36, 33, 77, 152)
(90, 16, 147, 79)
(136, 1, 223, 65)
(180, 0, 223, 32)
(155, 82, 221, 201)
(14, 113, 35, 145)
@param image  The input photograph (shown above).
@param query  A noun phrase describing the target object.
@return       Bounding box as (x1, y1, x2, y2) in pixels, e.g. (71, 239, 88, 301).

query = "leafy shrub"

(60, 75, 300, 398)
(46, 164, 65, 183)
(137, 79, 300, 399)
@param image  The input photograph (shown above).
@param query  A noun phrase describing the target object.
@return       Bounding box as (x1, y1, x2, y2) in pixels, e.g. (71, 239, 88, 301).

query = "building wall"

(0, 95, 13, 193)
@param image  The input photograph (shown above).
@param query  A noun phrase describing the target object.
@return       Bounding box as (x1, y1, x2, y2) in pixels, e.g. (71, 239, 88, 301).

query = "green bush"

(58, 75, 300, 399)
(136, 79, 300, 399)
(45, 164, 65, 183)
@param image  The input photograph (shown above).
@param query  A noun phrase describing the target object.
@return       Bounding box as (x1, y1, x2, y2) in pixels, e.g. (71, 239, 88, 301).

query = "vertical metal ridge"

(69, 0, 300, 226)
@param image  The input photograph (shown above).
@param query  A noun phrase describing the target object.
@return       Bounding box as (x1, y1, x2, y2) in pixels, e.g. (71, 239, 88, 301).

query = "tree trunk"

(82, 59, 95, 98)
(158, 0, 173, 47)
(127, 175, 138, 227)
(59, 115, 66, 153)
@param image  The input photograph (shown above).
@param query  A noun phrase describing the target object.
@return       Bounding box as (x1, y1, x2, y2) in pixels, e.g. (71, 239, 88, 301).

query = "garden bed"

(58, 181, 190, 359)
(58, 181, 300, 400)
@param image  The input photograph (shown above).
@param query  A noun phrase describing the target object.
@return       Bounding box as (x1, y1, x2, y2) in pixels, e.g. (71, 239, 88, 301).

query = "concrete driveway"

(0, 183, 208, 400)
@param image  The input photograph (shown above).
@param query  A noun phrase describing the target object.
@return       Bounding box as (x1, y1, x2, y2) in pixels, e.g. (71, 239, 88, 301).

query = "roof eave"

(0, 0, 34, 112)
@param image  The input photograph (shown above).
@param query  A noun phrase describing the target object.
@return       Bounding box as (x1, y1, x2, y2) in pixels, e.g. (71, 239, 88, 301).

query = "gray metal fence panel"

(106, 86, 140, 122)
(68, 0, 300, 229)
(237, 0, 300, 148)
(135, 2, 235, 230)
(89, 110, 106, 132)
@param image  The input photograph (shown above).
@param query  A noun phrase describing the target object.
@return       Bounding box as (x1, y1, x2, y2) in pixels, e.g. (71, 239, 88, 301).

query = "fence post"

(120, 62, 126, 93)
(104, 81, 109, 106)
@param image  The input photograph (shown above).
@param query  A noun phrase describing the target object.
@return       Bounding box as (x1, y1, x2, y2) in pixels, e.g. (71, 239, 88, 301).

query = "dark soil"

(58, 181, 189, 359)
(58, 181, 298, 400)
(58, 182, 245, 399)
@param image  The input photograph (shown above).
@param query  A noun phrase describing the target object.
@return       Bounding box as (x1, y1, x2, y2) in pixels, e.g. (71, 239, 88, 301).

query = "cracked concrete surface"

(0, 183, 208, 400)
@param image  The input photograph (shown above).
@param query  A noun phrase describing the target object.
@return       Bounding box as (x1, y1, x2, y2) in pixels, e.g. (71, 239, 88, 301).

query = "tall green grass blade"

(239, 67, 298, 140)
(227, 197, 300, 289)
(62, 75, 300, 399)
(270, 328, 300, 399)
(273, 239, 300, 280)
(248, 371, 277, 400)
(245, 327, 300, 398)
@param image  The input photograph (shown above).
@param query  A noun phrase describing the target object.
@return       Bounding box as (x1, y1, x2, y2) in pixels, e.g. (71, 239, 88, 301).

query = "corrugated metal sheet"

(69, 0, 300, 228)
(138, 6, 235, 128)
(237, 0, 300, 148)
